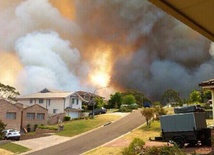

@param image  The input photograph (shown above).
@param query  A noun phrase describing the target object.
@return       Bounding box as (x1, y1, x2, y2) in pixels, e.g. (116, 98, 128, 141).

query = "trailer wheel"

(172, 137, 184, 148)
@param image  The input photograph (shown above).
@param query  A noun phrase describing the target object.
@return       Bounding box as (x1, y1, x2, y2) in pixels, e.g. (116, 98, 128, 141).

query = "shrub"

(121, 138, 145, 155)
(120, 106, 132, 112)
(38, 126, 58, 131)
(142, 146, 186, 155)
(0, 120, 6, 140)
(64, 116, 71, 121)
(27, 124, 31, 132)
(34, 124, 38, 131)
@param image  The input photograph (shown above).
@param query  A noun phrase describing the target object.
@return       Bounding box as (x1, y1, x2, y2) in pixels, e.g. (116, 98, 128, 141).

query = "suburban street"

(26, 110, 146, 155)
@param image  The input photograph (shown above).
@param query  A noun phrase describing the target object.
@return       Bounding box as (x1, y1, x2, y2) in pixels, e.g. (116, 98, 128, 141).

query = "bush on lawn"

(119, 106, 132, 112)
(0, 119, 6, 139)
(121, 138, 145, 155)
(64, 116, 71, 121)
(142, 145, 187, 155)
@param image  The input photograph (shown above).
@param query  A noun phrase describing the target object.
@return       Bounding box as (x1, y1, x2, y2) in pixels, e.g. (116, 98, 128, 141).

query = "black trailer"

(152, 107, 211, 148)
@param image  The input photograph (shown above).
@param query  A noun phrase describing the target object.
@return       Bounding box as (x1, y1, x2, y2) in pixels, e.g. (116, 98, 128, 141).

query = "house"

(22, 104, 48, 130)
(76, 91, 104, 109)
(0, 98, 48, 131)
(17, 88, 86, 119)
(0, 98, 22, 130)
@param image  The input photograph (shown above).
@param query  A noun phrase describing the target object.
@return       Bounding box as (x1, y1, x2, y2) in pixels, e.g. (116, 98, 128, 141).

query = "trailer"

(153, 109, 211, 148)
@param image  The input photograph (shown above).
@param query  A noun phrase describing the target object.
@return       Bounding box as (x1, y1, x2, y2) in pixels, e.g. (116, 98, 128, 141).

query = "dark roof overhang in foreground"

(149, 0, 214, 42)
(199, 79, 214, 89)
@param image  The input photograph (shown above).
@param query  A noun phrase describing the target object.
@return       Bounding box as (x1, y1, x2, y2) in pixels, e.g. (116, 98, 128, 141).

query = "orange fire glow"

(89, 45, 113, 87)
(50, 0, 75, 20)
(0, 52, 23, 86)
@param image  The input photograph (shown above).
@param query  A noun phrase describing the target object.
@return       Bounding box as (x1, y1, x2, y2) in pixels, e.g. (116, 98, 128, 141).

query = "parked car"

(2, 129, 20, 141)
(89, 107, 107, 116)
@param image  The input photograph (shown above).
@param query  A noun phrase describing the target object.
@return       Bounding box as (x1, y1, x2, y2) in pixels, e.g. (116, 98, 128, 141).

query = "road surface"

(27, 110, 146, 155)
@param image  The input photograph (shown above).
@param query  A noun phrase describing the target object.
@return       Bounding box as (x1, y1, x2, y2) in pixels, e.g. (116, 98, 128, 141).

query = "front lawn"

(56, 114, 122, 137)
(0, 143, 30, 154)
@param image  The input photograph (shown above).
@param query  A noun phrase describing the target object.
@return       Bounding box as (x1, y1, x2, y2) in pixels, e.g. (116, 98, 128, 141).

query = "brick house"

(0, 98, 22, 130)
(0, 98, 48, 131)
(22, 104, 48, 131)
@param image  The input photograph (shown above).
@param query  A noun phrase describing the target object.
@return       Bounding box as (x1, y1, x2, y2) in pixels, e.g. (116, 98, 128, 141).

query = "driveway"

(17, 110, 145, 155)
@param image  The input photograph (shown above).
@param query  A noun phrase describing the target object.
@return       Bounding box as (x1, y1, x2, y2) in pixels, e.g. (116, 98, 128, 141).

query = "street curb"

(81, 117, 147, 155)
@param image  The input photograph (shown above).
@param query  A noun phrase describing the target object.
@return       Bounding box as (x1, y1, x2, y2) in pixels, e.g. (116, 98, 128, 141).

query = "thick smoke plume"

(0, 0, 214, 100)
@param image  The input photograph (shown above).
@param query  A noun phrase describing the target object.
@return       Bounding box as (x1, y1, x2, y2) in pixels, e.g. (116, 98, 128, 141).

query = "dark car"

(89, 108, 107, 116)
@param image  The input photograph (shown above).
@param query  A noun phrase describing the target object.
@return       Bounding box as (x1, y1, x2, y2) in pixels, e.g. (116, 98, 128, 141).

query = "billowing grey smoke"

(0, 0, 214, 100)
(74, 0, 213, 99)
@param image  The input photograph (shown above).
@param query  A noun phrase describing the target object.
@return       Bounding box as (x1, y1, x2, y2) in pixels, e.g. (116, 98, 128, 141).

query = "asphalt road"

(27, 110, 146, 155)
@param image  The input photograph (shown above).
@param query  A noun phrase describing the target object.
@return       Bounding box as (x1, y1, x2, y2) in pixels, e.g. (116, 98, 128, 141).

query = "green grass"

(0, 143, 30, 154)
(56, 114, 121, 137)
(141, 120, 161, 132)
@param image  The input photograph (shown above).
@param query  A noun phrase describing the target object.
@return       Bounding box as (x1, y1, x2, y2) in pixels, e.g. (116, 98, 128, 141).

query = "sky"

(0, 0, 214, 100)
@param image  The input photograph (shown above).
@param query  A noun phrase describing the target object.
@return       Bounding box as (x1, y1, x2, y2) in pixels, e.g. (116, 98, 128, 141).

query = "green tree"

(95, 97, 105, 108)
(189, 90, 202, 103)
(0, 83, 20, 101)
(141, 108, 154, 127)
(122, 89, 152, 107)
(154, 106, 167, 120)
(122, 94, 136, 105)
(108, 92, 123, 108)
(201, 90, 211, 103)
(162, 89, 181, 105)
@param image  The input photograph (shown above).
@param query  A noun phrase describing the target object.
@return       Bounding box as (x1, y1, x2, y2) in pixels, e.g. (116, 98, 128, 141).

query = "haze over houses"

(0, 88, 105, 131)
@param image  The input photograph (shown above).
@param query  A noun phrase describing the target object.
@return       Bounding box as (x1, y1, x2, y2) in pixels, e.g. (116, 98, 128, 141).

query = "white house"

(17, 88, 87, 119)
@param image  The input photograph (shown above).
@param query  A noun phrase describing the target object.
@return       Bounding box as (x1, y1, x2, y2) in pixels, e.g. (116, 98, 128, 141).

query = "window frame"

(37, 113, 45, 120)
(39, 99, 44, 104)
(27, 113, 35, 120)
(6, 112, 16, 119)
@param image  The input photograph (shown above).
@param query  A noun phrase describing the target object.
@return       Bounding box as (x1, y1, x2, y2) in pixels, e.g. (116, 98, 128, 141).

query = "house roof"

(23, 103, 48, 111)
(18, 88, 75, 99)
(0, 98, 22, 110)
(149, 0, 214, 42)
(76, 91, 104, 99)
(199, 79, 214, 89)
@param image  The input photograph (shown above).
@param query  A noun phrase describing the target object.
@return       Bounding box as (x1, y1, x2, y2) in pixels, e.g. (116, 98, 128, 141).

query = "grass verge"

(57, 114, 122, 137)
(0, 143, 30, 154)
(84, 120, 161, 155)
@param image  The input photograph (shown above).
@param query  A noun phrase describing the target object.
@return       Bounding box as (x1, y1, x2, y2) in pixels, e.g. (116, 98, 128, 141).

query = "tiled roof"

(76, 91, 104, 98)
(18, 88, 75, 99)
(199, 79, 214, 87)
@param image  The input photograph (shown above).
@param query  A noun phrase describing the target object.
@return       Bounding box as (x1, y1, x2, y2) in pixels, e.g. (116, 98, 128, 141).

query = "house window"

(30, 99, 33, 104)
(76, 99, 79, 105)
(37, 113, 45, 120)
(39, 99, 43, 104)
(72, 98, 75, 104)
(47, 99, 51, 106)
(27, 113, 35, 119)
(6, 112, 16, 119)
(53, 109, 58, 114)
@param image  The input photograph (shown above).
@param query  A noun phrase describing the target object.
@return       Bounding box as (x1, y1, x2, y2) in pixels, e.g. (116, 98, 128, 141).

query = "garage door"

(68, 112, 79, 119)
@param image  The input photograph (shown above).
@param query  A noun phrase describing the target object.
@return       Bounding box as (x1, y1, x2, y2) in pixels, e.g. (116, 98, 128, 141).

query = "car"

(2, 129, 20, 141)
(89, 107, 107, 116)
